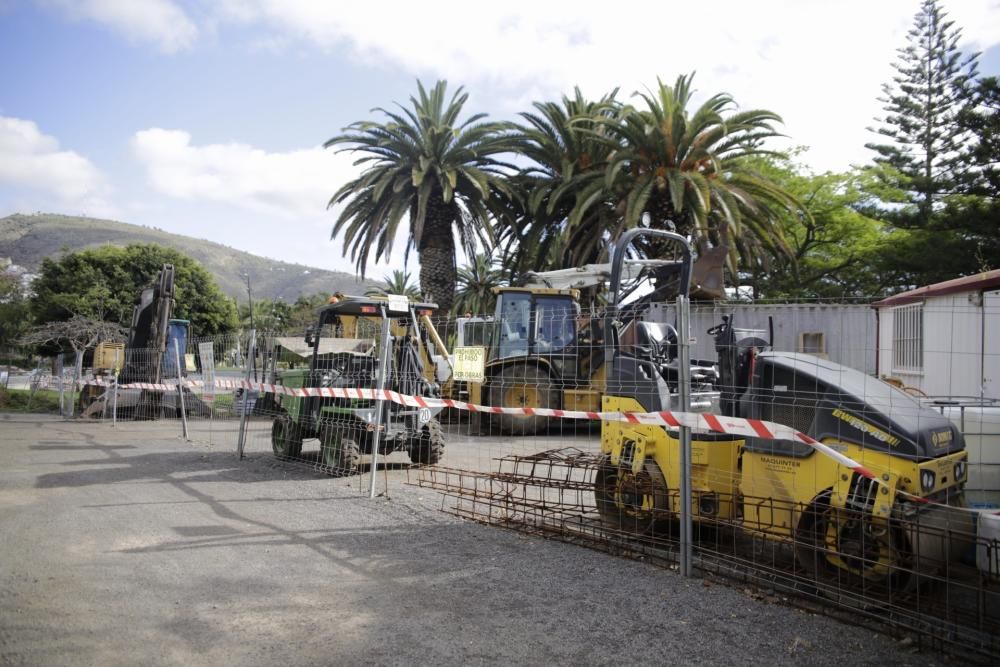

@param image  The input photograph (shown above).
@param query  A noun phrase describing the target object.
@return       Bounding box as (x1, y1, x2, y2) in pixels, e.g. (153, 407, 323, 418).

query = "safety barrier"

(8, 295, 1000, 661)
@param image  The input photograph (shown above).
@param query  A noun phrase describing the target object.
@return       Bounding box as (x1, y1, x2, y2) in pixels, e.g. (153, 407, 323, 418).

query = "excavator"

(593, 228, 974, 586)
(81, 264, 206, 418)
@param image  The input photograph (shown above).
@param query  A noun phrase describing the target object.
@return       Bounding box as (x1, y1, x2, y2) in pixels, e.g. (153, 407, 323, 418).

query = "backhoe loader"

(471, 239, 717, 434)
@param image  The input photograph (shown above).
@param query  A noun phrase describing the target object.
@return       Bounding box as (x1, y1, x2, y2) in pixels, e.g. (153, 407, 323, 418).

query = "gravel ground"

(0, 414, 957, 666)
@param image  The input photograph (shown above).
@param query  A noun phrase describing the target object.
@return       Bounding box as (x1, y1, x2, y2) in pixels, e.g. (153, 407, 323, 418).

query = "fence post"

(56, 353, 65, 417)
(237, 329, 256, 459)
(676, 294, 693, 577)
(69, 351, 83, 419)
(111, 374, 118, 426)
(368, 310, 393, 499)
(174, 339, 189, 440)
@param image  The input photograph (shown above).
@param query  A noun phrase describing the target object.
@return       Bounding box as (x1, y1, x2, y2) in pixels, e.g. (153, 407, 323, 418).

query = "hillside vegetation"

(0, 213, 375, 301)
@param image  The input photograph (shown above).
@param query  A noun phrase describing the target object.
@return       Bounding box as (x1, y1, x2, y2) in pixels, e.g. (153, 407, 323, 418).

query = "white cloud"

(131, 128, 358, 218)
(41, 0, 197, 52)
(211, 0, 1000, 173)
(130, 127, 416, 277)
(0, 116, 114, 214)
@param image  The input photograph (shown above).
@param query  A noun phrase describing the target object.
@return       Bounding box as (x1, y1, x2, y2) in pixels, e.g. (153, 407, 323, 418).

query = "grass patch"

(210, 392, 236, 418)
(0, 388, 80, 414)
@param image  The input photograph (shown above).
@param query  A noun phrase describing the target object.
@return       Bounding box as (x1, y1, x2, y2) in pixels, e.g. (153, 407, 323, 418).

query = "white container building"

(873, 269, 1000, 400)
(873, 270, 1000, 505)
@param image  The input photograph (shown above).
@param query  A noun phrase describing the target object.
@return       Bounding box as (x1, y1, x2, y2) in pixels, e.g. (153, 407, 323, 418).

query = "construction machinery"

(594, 229, 974, 586)
(80, 264, 204, 418)
(269, 294, 448, 475)
(468, 235, 717, 435)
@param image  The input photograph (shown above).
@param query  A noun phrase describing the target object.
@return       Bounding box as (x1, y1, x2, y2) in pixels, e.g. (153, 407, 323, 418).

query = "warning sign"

(453, 346, 486, 382)
(199, 342, 216, 401)
(387, 294, 409, 314)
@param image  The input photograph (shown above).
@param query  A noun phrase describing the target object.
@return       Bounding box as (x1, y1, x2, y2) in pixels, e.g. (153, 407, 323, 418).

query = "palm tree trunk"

(418, 201, 457, 315)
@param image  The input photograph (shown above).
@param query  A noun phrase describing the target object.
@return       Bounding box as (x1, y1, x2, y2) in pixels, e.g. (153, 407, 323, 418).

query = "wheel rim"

(596, 461, 661, 531)
(826, 512, 898, 580)
(614, 469, 656, 520)
(800, 501, 901, 583)
(504, 383, 539, 409)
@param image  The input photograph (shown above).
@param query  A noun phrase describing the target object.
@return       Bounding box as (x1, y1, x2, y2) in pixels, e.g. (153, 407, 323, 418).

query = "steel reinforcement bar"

(412, 449, 1000, 663)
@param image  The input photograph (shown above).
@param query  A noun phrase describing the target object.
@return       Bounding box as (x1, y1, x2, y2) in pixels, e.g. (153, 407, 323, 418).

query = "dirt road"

(0, 414, 947, 666)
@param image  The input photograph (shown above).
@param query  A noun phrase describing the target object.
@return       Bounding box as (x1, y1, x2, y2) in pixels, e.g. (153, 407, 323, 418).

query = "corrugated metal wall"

(649, 302, 877, 373)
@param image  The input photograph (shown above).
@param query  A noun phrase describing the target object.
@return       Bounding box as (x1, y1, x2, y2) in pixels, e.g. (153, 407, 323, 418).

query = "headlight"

(920, 469, 936, 492)
(320, 372, 333, 387)
(954, 460, 967, 481)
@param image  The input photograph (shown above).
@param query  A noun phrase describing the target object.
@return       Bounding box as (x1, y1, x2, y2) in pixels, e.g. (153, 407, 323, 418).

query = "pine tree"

(958, 76, 1000, 198)
(866, 0, 979, 226)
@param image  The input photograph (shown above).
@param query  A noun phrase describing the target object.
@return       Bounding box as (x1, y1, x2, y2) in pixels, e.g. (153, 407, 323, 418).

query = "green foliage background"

(30, 244, 240, 336)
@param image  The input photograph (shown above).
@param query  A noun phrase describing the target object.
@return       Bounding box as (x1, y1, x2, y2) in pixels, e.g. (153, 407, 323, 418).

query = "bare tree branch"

(19, 315, 127, 353)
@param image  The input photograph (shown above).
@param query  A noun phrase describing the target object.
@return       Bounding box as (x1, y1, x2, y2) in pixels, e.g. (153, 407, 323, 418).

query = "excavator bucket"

(690, 243, 728, 300)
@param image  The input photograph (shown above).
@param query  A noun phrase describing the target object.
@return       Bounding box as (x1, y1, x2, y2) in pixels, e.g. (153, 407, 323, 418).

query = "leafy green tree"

(865, 0, 979, 225)
(287, 293, 331, 330)
(325, 80, 518, 314)
(30, 244, 239, 335)
(741, 157, 889, 298)
(239, 298, 293, 331)
(454, 253, 506, 316)
(364, 270, 422, 300)
(0, 274, 31, 362)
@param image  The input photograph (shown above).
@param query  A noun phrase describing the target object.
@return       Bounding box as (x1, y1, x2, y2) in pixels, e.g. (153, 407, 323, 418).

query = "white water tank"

(932, 403, 1000, 506)
(977, 511, 1000, 576)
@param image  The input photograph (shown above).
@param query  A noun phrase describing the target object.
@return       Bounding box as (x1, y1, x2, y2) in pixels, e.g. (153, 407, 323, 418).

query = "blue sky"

(2, 0, 999, 280)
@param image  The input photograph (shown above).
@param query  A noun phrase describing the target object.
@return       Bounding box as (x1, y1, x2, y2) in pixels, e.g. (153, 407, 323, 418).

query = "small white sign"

(387, 294, 409, 314)
(453, 346, 486, 383)
(198, 342, 216, 400)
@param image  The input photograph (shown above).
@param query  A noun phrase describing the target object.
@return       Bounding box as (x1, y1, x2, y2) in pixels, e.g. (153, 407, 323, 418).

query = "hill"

(0, 213, 377, 301)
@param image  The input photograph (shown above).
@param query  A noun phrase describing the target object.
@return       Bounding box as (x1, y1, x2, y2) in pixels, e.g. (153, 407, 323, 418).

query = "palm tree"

(364, 270, 422, 300)
(454, 253, 506, 316)
(579, 74, 800, 268)
(325, 80, 518, 314)
(506, 88, 623, 271)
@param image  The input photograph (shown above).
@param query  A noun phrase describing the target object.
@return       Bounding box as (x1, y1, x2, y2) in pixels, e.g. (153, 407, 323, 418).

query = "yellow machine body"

(600, 395, 969, 545)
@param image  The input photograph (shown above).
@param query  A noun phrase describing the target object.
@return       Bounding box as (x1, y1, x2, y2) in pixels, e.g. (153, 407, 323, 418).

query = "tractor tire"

(490, 363, 557, 436)
(409, 418, 445, 465)
(594, 454, 669, 535)
(271, 412, 303, 459)
(320, 424, 361, 476)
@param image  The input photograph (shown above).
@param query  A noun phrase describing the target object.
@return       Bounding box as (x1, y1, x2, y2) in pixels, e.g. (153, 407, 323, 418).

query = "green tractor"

(270, 295, 447, 475)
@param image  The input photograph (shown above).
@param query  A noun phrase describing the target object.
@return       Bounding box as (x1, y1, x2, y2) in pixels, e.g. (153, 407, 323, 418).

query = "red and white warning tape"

(71, 376, 994, 512)
(78, 376, 938, 501)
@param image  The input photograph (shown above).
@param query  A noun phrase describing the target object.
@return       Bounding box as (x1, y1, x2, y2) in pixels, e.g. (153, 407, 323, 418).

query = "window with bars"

(892, 303, 923, 372)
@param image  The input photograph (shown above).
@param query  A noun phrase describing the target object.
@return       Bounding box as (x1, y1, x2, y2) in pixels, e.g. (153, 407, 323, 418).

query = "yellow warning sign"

(453, 346, 486, 382)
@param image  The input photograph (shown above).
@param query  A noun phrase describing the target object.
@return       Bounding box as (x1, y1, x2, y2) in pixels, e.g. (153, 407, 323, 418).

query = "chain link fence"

(12, 294, 1000, 660)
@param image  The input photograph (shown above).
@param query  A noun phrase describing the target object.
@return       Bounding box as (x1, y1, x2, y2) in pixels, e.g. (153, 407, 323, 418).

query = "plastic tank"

(929, 400, 1000, 506)
(977, 511, 1000, 577)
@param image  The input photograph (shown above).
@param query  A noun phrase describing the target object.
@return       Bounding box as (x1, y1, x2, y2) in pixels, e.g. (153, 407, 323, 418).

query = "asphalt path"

(0, 413, 952, 666)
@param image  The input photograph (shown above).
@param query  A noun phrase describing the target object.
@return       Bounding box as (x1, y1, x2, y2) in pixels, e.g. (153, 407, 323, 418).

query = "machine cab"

(489, 288, 580, 378)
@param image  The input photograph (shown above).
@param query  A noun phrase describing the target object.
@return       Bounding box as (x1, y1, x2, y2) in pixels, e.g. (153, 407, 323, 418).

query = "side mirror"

(304, 326, 316, 348)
